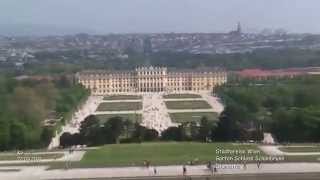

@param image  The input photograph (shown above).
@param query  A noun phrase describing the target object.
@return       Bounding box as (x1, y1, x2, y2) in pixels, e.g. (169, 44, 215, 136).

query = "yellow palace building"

(76, 66, 227, 95)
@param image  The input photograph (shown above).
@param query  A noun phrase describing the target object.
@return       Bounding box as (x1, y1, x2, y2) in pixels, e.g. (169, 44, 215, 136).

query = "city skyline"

(1, 0, 320, 35)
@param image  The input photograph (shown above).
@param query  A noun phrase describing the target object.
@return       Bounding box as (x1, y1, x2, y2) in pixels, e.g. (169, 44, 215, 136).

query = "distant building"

(235, 67, 320, 80)
(76, 66, 227, 95)
(229, 22, 242, 36)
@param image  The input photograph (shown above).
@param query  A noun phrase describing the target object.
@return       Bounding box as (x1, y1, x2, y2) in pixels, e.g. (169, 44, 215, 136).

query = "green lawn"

(96, 102, 142, 111)
(279, 146, 320, 153)
(80, 142, 259, 167)
(103, 95, 142, 100)
(170, 112, 218, 123)
(163, 94, 202, 99)
(165, 100, 212, 110)
(96, 114, 142, 123)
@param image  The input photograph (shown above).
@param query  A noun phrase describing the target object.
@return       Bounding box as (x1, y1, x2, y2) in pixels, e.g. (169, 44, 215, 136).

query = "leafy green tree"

(132, 122, 146, 143)
(103, 116, 124, 144)
(10, 87, 46, 130)
(60, 132, 73, 148)
(9, 121, 27, 149)
(41, 127, 54, 147)
(80, 115, 104, 145)
(144, 129, 159, 141)
(0, 119, 10, 150)
(215, 105, 242, 141)
(198, 116, 214, 142)
(161, 125, 186, 141)
(123, 119, 133, 139)
(189, 121, 199, 141)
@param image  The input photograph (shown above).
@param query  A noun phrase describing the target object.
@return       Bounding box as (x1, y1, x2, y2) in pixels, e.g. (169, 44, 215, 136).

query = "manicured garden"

(103, 95, 142, 100)
(96, 102, 142, 111)
(165, 100, 212, 109)
(163, 94, 202, 99)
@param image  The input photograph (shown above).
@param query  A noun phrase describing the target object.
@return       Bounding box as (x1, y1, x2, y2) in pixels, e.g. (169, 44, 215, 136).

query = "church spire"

(237, 22, 242, 34)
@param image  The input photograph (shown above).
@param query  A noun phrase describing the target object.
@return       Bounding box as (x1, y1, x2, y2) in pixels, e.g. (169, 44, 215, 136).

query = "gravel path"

(259, 145, 320, 156)
(141, 94, 177, 133)
(200, 92, 224, 114)
(48, 96, 103, 149)
(0, 151, 86, 164)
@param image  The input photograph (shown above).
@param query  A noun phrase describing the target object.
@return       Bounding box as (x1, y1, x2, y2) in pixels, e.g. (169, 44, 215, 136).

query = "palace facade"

(76, 67, 227, 95)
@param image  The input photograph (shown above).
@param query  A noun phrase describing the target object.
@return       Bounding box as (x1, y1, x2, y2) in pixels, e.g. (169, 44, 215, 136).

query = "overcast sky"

(0, 0, 320, 34)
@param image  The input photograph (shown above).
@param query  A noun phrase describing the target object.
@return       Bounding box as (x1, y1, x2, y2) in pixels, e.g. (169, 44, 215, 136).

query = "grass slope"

(80, 142, 258, 167)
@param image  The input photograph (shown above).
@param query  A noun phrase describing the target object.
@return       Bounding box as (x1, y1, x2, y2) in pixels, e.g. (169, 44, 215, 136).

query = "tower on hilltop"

(237, 22, 242, 34)
(229, 22, 242, 36)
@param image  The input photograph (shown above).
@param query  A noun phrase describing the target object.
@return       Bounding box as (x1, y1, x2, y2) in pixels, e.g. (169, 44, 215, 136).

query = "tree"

(0, 75, 89, 150)
(0, 119, 10, 150)
(60, 132, 83, 147)
(56, 75, 72, 88)
(35, 82, 58, 110)
(294, 90, 316, 108)
(60, 132, 73, 148)
(10, 87, 46, 130)
(103, 116, 124, 144)
(132, 122, 146, 142)
(123, 119, 133, 139)
(41, 127, 54, 147)
(161, 126, 186, 141)
(144, 129, 159, 141)
(79, 115, 103, 145)
(198, 116, 214, 142)
(9, 121, 27, 149)
(189, 122, 199, 141)
(80, 115, 100, 135)
(215, 105, 242, 141)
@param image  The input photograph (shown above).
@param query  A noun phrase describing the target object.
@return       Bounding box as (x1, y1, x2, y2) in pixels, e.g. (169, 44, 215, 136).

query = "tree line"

(60, 115, 221, 147)
(216, 76, 320, 142)
(0, 75, 89, 150)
